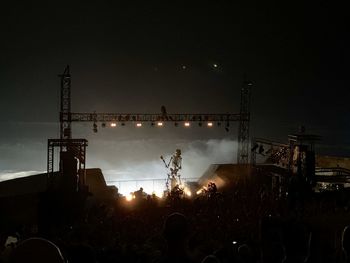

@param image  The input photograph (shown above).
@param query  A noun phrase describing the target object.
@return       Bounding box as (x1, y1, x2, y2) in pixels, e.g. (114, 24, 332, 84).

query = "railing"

(106, 177, 199, 194)
(315, 167, 350, 176)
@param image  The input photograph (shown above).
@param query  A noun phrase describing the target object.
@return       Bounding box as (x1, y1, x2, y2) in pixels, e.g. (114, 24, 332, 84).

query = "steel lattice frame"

(47, 139, 88, 183)
(237, 80, 252, 164)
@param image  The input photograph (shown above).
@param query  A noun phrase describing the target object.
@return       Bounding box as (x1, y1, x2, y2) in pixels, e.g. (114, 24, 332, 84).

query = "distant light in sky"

(182, 65, 187, 70)
(213, 63, 218, 68)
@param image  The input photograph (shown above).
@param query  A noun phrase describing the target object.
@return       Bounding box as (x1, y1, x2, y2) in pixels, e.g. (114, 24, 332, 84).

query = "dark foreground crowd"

(2, 183, 350, 263)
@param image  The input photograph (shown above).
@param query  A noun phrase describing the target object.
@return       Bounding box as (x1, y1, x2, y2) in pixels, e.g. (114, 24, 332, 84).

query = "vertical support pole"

(237, 79, 252, 165)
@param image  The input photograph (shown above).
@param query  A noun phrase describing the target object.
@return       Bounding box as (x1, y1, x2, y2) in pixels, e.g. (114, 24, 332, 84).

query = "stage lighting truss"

(94, 120, 233, 131)
(84, 113, 243, 132)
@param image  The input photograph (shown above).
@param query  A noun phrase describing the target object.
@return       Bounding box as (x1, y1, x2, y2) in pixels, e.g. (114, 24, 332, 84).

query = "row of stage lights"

(93, 121, 231, 132)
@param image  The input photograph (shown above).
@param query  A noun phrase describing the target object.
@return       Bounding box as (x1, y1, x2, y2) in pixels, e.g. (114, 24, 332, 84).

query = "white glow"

(152, 190, 164, 198)
(157, 122, 163, 127)
(100, 139, 237, 196)
(184, 122, 190, 127)
(126, 193, 135, 202)
(207, 122, 213, 127)
(110, 123, 117, 127)
(0, 171, 45, 182)
(136, 123, 142, 127)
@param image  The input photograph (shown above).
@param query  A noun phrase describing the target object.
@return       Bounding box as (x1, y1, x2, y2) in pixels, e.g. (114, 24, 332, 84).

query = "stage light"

(157, 122, 163, 127)
(126, 194, 135, 202)
(110, 122, 117, 127)
(207, 122, 213, 127)
(225, 122, 230, 132)
(259, 145, 265, 154)
(136, 123, 142, 127)
(184, 122, 190, 127)
(251, 144, 259, 152)
(185, 190, 192, 197)
(93, 123, 98, 133)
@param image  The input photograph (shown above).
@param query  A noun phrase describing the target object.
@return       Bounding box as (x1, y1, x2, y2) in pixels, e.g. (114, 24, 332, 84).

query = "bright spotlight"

(136, 123, 142, 127)
(207, 122, 213, 127)
(184, 122, 190, 127)
(126, 193, 135, 202)
(157, 122, 163, 127)
(110, 123, 117, 127)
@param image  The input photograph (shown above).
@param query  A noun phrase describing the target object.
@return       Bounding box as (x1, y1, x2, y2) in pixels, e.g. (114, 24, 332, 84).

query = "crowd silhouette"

(2, 179, 350, 263)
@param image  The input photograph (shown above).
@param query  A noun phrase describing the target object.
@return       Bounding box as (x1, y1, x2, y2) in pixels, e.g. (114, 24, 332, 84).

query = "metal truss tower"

(59, 65, 72, 140)
(237, 79, 252, 164)
(48, 66, 88, 189)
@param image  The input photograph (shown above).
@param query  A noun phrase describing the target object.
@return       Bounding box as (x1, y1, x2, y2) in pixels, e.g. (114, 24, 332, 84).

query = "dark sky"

(0, 1, 348, 180)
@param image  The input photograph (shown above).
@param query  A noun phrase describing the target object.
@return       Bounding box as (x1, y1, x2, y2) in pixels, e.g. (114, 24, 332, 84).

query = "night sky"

(0, 2, 348, 186)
